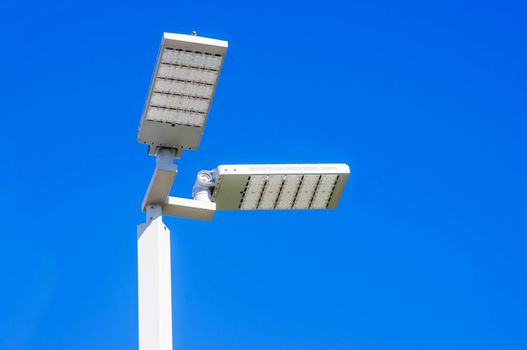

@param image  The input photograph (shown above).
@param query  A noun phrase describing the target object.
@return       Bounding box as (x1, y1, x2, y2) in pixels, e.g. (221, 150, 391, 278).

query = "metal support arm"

(142, 148, 216, 220)
(163, 196, 216, 221)
(142, 148, 178, 212)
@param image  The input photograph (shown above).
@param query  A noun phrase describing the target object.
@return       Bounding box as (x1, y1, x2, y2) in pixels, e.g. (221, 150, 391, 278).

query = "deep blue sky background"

(1, 0, 526, 349)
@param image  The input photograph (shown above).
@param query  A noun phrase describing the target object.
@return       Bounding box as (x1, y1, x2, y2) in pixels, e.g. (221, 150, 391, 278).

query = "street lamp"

(138, 32, 228, 156)
(137, 32, 351, 350)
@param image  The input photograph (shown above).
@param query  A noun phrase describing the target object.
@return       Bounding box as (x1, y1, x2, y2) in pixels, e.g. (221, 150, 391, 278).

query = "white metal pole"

(137, 204, 173, 350)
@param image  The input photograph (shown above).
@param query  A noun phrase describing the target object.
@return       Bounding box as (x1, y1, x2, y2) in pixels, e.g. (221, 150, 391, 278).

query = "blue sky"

(1, 0, 526, 349)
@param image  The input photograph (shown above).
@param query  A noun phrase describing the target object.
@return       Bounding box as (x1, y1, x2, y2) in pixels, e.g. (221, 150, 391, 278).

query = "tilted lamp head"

(138, 33, 228, 157)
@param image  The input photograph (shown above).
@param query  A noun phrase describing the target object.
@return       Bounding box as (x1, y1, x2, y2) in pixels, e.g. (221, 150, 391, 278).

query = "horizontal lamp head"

(138, 33, 228, 156)
(196, 164, 350, 210)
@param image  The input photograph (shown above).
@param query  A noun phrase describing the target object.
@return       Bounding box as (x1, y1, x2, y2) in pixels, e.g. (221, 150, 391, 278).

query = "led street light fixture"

(138, 33, 228, 155)
(200, 164, 350, 210)
(136, 32, 353, 350)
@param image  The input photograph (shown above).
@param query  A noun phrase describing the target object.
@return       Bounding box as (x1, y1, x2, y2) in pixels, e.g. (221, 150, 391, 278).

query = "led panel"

(138, 33, 228, 154)
(292, 175, 320, 209)
(210, 164, 350, 210)
(275, 175, 302, 209)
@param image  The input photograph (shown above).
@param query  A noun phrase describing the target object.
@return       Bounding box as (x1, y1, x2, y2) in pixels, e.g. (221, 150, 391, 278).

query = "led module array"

(146, 107, 206, 128)
(161, 48, 223, 70)
(209, 164, 350, 210)
(138, 33, 228, 153)
(239, 174, 339, 210)
(153, 79, 214, 99)
(145, 47, 223, 128)
(156, 63, 218, 86)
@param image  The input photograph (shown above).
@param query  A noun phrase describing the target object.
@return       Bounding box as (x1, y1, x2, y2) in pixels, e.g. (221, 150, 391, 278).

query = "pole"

(137, 204, 173, 350)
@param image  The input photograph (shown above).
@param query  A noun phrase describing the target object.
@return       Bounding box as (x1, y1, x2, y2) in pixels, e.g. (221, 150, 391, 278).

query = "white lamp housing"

(138, 33, 228, 155)
(197, 164, 350, 210)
